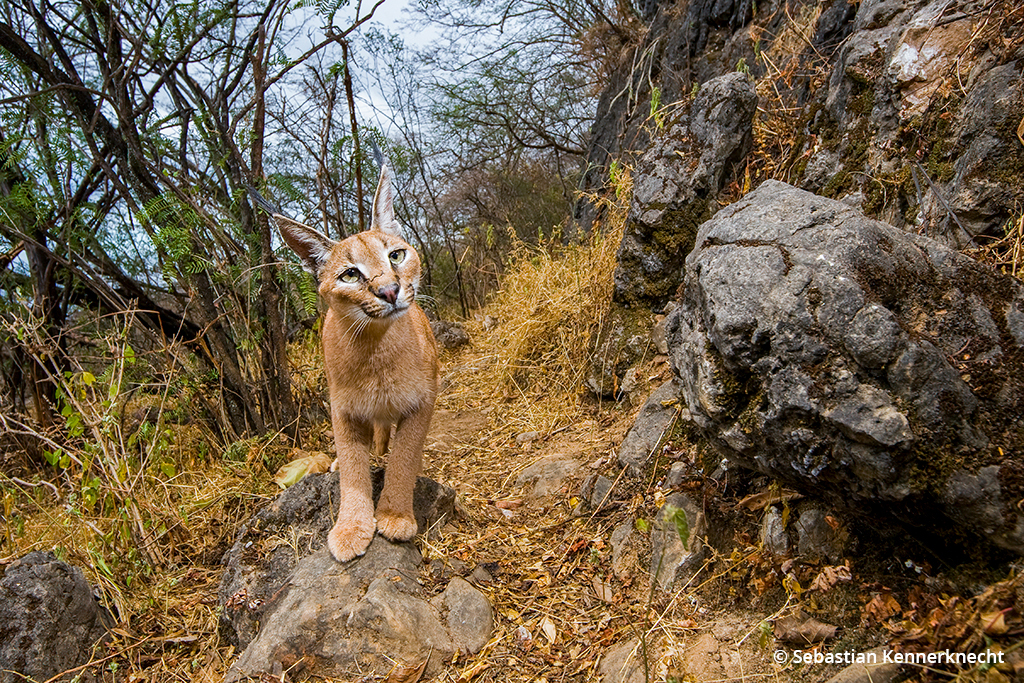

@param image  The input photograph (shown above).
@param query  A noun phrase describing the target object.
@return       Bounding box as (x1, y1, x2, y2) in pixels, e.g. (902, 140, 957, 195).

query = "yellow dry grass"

(967, 211, 1024, 280)
(439, 172, 629, 436)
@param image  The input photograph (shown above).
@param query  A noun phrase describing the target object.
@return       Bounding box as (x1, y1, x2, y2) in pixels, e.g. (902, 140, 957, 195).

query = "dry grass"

(966, 211, 1024, 279)
(438, 172, 629, 436)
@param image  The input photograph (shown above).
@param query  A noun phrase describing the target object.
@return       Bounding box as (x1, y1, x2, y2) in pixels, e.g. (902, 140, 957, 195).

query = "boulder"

(219, 470, 455, 644)
(0, 551, 111, 683)
(219, 471, 488, 681)
(665, 180, 1024, 553)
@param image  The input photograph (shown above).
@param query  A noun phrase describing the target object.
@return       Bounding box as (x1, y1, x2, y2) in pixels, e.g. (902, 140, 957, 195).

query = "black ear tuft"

(247, 185, 284, 217)
(369, 139, 385, 171)
(248, 185, 337, 279)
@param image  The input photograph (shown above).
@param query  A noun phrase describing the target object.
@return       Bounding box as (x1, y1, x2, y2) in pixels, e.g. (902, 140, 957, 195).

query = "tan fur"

(269, 167, 438, 562)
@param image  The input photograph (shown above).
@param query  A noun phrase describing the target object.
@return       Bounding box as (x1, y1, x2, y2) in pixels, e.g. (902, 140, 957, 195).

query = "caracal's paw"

(376, 510, 418, 542)
(327, 515, 376, 562)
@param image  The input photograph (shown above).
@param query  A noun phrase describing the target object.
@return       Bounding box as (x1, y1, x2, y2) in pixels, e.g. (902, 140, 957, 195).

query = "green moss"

(861, 166, 915, 219)
(849, 83, 875, 117)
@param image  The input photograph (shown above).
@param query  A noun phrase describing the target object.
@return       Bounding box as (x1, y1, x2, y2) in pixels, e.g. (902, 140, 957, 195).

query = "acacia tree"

(0, 0, 383, 439)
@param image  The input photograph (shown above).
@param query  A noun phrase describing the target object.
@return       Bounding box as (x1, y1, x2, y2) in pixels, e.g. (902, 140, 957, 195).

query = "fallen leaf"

(516, 625, 533, 650)
(385, 658, 428, 683)
(862, 592, 901, 626)
(494, 499, 522, 510)
(736, 489, 803, 511)
(273, 452, 333, 489)
(592, 575, 615, 603)
(457, 660, 490, 683)
(982, 610, 1010, 636)
(809, 565, 853, 592)
(1017, 114, 1024, 147)
(540, 616, 557, 643)
(774, 610, 838, 644)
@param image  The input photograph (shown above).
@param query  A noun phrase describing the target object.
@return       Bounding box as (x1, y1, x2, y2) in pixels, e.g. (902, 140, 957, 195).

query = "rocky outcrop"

(614, 72, 757, 306)
(219, 470, 489, 680)
(581, 0, 1024, 249)
(588, 71, 757, 398)
(664, 180, 1024, 553)
(814, 0, 1024, 245)
(0, 552, 111, 683)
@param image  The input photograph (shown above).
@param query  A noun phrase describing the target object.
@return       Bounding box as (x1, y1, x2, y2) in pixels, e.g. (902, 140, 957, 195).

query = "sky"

(282, 0, 439, 139)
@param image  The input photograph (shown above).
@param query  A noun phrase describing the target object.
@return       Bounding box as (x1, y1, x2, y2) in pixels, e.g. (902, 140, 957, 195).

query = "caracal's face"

(318, 229, 422, 326)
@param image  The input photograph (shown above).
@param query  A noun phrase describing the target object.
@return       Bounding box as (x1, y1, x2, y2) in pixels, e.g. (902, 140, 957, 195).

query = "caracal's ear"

(249, 186, 336, 279)
(370, 164, 403, 238)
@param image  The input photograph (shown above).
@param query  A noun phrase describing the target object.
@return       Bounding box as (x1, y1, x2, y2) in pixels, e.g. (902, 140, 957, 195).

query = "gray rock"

(610, 519, 641, 581)
(219, 470, 455, 649)
(0, 552, 111, 683)
(431, 576, 493, 655)
(921, 57, 1023, 243)
(650, 493, 706, 591)
(515, 456, 581, 498)
(224, 542, 451, 682)
(795, 507, 846, 563)
(515, 430, 542, 445)
(824, 646, 901, 683)
(600, 638, 646, 683)
(579, 474, 616, 509)
(759, 507, 790, 559)
(665, 461, 688, 489)
(430, 319, 470, 349)
(665, 180, 1024, 553)
(618, 379, 685, 478)
(469, 565, 494, 584)
(614, 72, 756, 306)
(689, 72, 758, 194)
(652, 314, 670, 355)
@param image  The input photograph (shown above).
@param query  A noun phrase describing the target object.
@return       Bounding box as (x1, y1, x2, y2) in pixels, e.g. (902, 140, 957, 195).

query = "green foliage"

(650, 85, 665, 129)
(140, 194, 208, 281)
(662, 503, 690, 547)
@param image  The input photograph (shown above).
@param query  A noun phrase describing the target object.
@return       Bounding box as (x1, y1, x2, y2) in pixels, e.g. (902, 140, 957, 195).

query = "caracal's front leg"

(376, 401, 433, 542)
(327, 414, 376, 562)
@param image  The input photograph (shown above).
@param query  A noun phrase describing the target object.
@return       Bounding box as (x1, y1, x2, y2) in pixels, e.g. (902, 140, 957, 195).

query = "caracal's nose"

(375, 283, 399, 304)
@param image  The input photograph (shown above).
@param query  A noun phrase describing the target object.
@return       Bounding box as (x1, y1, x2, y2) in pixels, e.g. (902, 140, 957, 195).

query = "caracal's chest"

(323, 308, 435, 423)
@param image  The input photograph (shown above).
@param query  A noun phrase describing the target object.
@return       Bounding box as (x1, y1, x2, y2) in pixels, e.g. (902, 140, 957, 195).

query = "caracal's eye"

(389, 249, 406, 265)
(340, 268, 360, 284)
